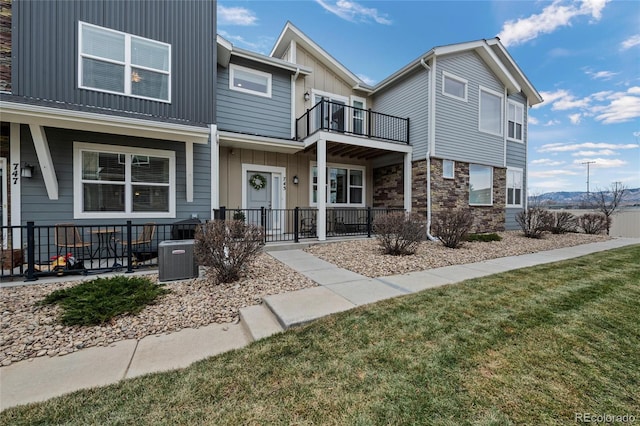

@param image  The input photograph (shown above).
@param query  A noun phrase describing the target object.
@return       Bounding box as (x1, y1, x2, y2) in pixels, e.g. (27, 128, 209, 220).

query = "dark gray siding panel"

(435, 52, 504, 167)
(372, 68, 428, 162)
(12, 0, 216, 125)
(20, 125, 211, 226)
(216, 58, 292, 139)
(505, 91, 528, 230)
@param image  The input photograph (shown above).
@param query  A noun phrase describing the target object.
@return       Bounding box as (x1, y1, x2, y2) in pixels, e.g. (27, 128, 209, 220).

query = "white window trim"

(469, 163, 494, 206)
(310, 161, 366, 207)
(229, 64, 272, 98)
(478, 86, 504, 137)
(442, 159, 455, 179)
(507, 100, 525, 143)
(73, 142, 176, 219)
(78, 21, 171, 103)
(506, 167, 524, 208)
(442, 71, 468, 102)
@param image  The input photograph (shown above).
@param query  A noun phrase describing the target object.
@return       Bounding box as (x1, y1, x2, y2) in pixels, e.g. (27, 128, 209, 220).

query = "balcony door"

(312, 90, 348, 133)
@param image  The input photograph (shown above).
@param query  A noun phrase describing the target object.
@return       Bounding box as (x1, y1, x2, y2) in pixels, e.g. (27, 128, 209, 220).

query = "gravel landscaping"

(0, 253, 316, 365)
(0, 231, 610, 365)
(305, 231, 611, 278)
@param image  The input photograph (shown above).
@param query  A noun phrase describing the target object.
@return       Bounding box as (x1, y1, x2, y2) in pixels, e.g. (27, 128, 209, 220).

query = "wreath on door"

(249, 173, 267, 190)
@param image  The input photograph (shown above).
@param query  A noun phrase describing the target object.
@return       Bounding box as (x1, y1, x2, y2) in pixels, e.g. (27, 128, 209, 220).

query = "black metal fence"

(295, 99, 410, 144)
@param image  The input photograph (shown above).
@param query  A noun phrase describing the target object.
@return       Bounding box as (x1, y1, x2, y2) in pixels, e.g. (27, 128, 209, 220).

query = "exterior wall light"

(21, 163, 34, 178)
(292, 175, 299, 185)
(304, 91, 310, 101)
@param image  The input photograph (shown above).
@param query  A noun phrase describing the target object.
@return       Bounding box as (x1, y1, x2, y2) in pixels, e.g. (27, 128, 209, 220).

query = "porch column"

(404, 152, 412, 212)
(210, 124, 219, 215)
(317, 139, 327, 241)
(10, 123, 21, 248)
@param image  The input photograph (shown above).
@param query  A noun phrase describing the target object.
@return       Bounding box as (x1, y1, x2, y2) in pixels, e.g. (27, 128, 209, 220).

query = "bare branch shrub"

(194, 220, 264, 283)
(589, 183, 627, 235)
(373, 212, 426, 256)
(578, 213, 610, 235)
(547, 211, 578, 234)
(432, 209, 474, 249)
(516, 207, 552, 239)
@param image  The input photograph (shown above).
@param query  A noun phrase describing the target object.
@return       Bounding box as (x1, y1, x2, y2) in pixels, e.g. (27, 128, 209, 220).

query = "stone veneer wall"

(0, 0, 10, 92)
(372, 160, 428, 216)
(430, 158, 506, 233)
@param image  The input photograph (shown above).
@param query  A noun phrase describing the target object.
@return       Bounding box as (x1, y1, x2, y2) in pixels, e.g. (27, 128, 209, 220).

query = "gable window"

(79, 22, 171, 102)
(507, 168, 523, 207)
(479, 87, 503, 136)
(443, 159, 455, 179)
(311, 163, 365, 206)
(442, 71, 467, 101)
(229, 64, 272, 98)
(469, 164, 493, 206)
(508, 101, 524, 142)
(74, 143, 175, 219)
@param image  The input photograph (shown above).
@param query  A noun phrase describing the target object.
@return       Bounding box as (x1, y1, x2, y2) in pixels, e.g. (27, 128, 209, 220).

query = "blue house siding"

(505, 91, 528, 229)
(372, 68, 429, 162)
(434, 52, 504, 168)
(19, 125, 211, 226)
(217, 58, 292, 140)
(11, 0, 216, 126)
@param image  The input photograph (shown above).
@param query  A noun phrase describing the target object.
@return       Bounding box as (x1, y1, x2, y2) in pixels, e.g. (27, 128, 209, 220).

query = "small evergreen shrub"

(579, 213, 610, 235)
(432, 209, 474, 248)
(466, 233, 502, 242)
(195, 220, 264, 283)
(516, 207, 552, 239)
(373, 212, 426, 256)
(547, 211, 578, 234)
(39, 276, 169, 326)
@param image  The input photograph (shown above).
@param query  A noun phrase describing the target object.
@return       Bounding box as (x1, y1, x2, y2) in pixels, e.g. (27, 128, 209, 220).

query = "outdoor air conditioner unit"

(158, 240, 199, 282)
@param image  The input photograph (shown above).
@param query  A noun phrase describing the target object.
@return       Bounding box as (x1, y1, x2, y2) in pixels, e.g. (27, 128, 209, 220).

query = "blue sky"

(217, 0, 640, 194)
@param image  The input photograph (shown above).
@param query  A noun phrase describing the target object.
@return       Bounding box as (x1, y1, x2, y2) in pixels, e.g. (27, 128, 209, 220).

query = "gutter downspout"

(291, 67, 300, 139)
(420, 58, 438, 241)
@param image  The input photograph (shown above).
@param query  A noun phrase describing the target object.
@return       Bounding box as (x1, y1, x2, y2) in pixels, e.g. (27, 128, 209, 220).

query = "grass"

(39, 276, 170, 326)
(3, 245, 639, 425)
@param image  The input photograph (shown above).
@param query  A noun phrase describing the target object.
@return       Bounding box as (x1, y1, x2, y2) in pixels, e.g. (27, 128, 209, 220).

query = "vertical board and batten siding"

(371, 68, 429, 162)
(12, 0, 216, 125)
(434, 52, 504, 168)
(505, 91, 528, 229)
(19, 126, 212, 226)
(217, 58, 292, 140)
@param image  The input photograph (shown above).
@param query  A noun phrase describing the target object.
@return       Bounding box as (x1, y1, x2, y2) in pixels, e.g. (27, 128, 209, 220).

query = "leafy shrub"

(432, 209, 474, 249)
(516, 207, 552, 239)
(466, 233, 502, 242)
(195, 220, 264, 283)
(579, 213, 610, 235)
(547, 211, 577, 234)
(232, 210, 246, 221)
(373, 212, 426, 255)
(39, 276, 169, 326)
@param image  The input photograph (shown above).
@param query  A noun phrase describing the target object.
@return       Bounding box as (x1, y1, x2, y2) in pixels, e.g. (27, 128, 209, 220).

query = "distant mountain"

(530, 187, 640, 207)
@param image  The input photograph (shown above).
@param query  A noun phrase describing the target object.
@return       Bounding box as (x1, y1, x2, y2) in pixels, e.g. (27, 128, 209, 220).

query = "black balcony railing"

(296, 99, 410, 144)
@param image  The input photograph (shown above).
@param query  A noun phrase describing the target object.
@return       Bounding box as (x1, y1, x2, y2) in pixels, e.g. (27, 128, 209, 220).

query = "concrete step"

(239, 304, 284, 341)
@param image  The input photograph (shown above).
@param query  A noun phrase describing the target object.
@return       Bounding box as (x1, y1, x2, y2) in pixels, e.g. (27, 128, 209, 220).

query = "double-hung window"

(506, 168, 523, 207)
(79, 22, 171, 102)
(311, 163, 365, 206)
(479, 87, 503, 136)
(229, 64, 272, 98)
(469, 164, 493, 206)
(508, 101, 524, 142)
(442, 71, 467, 101)
(74, 143, 175, 219)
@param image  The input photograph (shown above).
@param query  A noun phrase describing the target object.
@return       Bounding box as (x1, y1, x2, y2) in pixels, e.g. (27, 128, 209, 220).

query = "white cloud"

(497, 0, 611, 47)
(315, 0, 392, 25)
(571, 149, 617, 156)
(529, 179, 574, 192)
(572, 158, 627, 168)
(528, 116, 540, 125)
(217, 30, 273, 54)
(529, 169, 580, 178)
(585, 70, 618, 80)
(538, 142, 639, 153)
(356, 74, 376, 85)
(217, 5, 257, 26)
(592, 87, 640, 124)
(544, 119, 561, 126)
(568, 113, 582, 124)
(621, 34, 640, 50)
(531, 159, 566, 166)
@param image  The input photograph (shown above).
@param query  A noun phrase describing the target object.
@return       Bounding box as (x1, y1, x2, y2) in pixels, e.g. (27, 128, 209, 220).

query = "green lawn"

(3, 246, 639, 425)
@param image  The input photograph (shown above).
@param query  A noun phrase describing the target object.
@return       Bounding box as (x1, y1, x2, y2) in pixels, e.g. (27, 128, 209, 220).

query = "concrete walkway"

(1, 237, 638, 410)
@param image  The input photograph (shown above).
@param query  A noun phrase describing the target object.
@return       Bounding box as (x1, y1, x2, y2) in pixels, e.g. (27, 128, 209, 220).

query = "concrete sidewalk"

(1, 237, 638, 410)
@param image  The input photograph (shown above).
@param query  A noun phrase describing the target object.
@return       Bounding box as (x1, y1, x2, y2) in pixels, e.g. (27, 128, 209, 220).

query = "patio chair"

(54, 223, 92, 260)
(120, 223, 156, 264)
(300, 216, 316, 237)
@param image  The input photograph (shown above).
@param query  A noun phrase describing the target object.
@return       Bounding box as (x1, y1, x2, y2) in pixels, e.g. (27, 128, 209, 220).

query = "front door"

(246, 171, 272, 229)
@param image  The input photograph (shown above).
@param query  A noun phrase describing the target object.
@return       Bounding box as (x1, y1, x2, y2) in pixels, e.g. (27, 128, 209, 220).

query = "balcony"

(296, 99, 410, 144)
